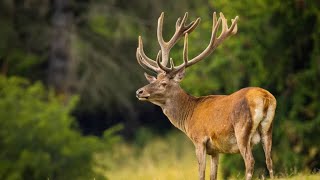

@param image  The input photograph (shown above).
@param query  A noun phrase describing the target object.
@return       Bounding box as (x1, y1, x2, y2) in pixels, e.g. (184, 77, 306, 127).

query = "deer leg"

(235, 128, 255, 180)
(239, 141, 254, 180)
(261, 129, 274, 179)
(195, 139, 207, 180)
(260, 105, 275, 179)
(210, 153, 219, 180)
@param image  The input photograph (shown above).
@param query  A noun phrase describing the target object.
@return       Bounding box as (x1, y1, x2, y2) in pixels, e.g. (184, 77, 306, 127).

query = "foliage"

(0, 76, 120, 180)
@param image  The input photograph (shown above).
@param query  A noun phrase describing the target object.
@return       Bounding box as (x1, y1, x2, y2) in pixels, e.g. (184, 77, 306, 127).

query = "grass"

(96, 130, 319, 180)
(100, 131, 201, 179)
(275, 174, 320, 180)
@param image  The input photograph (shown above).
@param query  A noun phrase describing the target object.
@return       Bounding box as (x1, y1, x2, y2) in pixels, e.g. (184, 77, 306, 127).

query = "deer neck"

(160, 87, 197, 133)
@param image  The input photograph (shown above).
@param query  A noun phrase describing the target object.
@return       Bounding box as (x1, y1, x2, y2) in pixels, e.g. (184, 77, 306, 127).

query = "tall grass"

(102, 131, 204, 179)
(96, 130, 319, 180)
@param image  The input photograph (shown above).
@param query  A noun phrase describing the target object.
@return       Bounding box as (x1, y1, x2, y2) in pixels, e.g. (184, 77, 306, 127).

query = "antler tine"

(210, 12, 221, 48)
(168, 12, 200, 49)
(157, 13, 165, 46)
(183, 33, 189, 64)
(165, 33, 189, 75)
(179, 12, 189, 30)
(184, 18, 201, 34)
(155, 50, 162, 62)
(138, 36, 158, 67)
(137, 36, 164, 73)
(156, 53, 171, 73)
(169, 58, 175, 70)
(157, 12, 200, 67)
(214, 12, 239, 47)
(157, 12, 170, 66)
(230, 18, 238, 34)
(167, 33, 189, 75)
(175, 17, 181, 30)
(136, 48, 155, 72)
(136, 48, 147, 70)
(175, 12, 238, 69)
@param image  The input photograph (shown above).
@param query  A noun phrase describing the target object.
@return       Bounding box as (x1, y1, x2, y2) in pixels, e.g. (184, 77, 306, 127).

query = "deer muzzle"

(136, 88, 150, 100)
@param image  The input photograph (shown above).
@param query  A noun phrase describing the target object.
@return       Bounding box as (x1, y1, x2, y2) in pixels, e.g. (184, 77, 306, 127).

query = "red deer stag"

(135, 12, 276, 180)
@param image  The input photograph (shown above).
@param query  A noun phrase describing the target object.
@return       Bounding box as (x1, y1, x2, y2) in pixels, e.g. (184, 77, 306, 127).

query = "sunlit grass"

(275, 174, 320, 180)
(96, 131, 319, 180)
(104, 131, 205, 180)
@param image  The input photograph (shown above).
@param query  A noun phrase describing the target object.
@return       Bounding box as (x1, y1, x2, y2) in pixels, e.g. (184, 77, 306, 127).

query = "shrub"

(0, 76, 117, 180)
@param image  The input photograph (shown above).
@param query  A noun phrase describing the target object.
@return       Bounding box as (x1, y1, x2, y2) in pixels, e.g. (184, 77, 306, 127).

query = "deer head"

(136, 12, 238, 106)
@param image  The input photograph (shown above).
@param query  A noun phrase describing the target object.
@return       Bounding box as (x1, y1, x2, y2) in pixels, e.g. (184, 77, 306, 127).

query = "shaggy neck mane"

(160, 87, 197, 133)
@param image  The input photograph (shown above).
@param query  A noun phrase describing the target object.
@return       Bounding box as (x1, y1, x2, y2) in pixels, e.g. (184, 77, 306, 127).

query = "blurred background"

(0, 0, 319, 179)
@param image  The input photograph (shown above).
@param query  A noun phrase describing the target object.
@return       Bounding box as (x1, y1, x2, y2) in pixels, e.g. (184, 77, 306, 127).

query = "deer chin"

(138, 97, 149, 101)
(137, 94, 150, 101)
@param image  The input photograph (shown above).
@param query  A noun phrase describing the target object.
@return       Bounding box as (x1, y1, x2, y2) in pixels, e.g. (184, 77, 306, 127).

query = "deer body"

(163, 87, 275, 154)
(135, 12, 276, 180)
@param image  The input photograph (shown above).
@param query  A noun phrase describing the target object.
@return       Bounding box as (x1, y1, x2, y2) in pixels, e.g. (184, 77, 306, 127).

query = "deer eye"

(160, 82, 167, 87)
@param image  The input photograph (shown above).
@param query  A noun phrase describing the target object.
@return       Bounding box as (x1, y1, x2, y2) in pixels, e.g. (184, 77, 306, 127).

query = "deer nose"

(136, 89, 144, 96)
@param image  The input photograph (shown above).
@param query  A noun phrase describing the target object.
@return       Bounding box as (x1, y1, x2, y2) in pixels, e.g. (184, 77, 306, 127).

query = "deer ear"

(173, 68, 185, 82)
(144, 72, 156, 83)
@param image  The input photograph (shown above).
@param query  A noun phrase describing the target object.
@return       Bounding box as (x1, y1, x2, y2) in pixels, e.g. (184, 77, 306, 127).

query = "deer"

(135, 12, 276, 180)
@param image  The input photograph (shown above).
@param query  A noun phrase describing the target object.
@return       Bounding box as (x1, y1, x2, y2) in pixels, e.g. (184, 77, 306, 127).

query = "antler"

(136, 37, 161, 73)
(136, 12, 200, 73)
(157, 12, 200, 66)
(136, 12, 238, 75)
(171, 12, 238, 73)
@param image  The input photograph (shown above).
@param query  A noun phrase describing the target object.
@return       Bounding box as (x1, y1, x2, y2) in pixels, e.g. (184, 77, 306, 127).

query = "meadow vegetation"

(102, 130, 320, 180)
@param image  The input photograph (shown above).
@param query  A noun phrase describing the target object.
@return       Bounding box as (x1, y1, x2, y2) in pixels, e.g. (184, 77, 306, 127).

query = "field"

(95, 130, 319, 180)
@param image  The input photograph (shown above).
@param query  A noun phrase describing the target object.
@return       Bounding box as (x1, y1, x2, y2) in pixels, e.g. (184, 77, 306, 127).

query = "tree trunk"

(48, 0, 72, 95)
